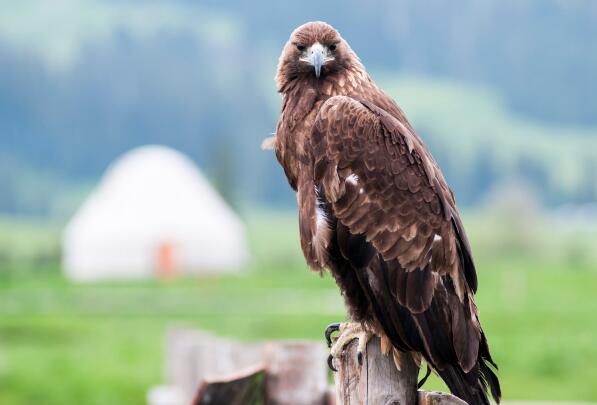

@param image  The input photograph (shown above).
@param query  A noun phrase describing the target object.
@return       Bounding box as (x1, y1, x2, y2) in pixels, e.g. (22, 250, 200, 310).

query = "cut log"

(418, 391, 467, 405)
(192, 364, 265, 405)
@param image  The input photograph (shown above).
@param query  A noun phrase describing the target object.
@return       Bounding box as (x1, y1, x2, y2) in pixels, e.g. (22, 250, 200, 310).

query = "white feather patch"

(346, 173, 359, 185)
(313, 194, 331, 265)
(316, 205, 327, 227)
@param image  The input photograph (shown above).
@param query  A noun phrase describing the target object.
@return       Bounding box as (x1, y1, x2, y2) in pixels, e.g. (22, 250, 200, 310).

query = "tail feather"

(437, 356, 500, 405)
(479, 357, 501, 403)
(437, 365, 488, 405)
(479, 330, 501, 403)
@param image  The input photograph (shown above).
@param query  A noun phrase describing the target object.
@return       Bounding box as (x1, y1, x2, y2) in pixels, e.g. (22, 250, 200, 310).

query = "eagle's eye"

(329, 43, 337, 51)
(296, 44, 306, 51)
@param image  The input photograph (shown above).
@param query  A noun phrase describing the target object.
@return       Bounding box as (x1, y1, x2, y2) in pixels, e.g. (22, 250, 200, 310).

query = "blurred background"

(1, 0, 596, 403)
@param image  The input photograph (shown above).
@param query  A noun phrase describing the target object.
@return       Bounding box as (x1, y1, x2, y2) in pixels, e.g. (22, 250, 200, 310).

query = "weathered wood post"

(334, 337, 418, 405)
(333, 337, 467, 405)
(264, 341, 329, 405)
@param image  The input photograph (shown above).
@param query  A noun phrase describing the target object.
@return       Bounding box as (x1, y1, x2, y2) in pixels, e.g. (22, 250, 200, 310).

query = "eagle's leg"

(325, 322, 375, 371)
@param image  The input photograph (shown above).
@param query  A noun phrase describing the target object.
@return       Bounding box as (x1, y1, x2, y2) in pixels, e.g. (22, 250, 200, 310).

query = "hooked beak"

(301, 43, 333, 78)
(310, 43, 325, 78)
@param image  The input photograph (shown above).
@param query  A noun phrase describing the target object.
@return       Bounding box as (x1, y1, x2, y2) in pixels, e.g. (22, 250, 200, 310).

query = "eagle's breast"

(322, 67, 369, 99)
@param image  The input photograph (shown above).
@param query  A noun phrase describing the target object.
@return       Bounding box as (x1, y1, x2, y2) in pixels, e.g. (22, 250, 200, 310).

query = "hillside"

(0, 1, 596, 215)
(379, 75, 597, 205)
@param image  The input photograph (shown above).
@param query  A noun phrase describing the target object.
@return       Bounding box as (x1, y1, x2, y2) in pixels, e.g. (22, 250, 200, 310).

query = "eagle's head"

(276, 21, 360, 92)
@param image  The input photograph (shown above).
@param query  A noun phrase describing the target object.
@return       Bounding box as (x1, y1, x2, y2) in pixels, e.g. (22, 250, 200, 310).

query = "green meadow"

(1, 3, 596, 404)
(0, 213, 596, 404)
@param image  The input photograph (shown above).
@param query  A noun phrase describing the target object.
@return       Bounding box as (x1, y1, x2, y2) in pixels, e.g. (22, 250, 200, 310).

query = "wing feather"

(310, 95, 481, 370)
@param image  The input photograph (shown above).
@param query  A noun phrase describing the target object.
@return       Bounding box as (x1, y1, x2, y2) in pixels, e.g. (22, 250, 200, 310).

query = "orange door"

(157, 242, 177, 278)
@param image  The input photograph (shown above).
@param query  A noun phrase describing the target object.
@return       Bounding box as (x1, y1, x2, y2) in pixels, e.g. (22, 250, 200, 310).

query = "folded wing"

(310, 95, 481, 372)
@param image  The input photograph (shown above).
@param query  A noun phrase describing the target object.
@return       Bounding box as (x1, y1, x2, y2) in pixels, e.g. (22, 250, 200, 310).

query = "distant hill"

(378, 75, 597, 206)
(0, 0, 595, 216)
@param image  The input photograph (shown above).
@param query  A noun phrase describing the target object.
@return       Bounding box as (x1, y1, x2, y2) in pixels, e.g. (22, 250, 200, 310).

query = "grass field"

(0, 213, 596, 404)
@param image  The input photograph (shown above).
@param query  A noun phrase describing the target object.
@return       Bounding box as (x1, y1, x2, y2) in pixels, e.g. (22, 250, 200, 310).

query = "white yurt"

(63, 145, 248, 281)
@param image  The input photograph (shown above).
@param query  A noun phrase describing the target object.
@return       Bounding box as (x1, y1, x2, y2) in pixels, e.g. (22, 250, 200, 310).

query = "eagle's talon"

(327, 354, 337, 372)
(328, 322, 375, 371)
(325, 322, 341, 348)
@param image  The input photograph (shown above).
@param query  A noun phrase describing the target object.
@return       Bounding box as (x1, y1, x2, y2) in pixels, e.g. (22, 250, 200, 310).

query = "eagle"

(267, 22, 501, 405)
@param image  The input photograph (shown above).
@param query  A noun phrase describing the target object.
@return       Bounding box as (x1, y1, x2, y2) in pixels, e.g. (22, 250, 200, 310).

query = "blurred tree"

(0, 0, 596, 216)
(209, 138, 238, 209)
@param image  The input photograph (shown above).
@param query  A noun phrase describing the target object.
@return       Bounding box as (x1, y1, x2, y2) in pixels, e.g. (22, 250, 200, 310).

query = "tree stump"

(333, 337, 466, 405)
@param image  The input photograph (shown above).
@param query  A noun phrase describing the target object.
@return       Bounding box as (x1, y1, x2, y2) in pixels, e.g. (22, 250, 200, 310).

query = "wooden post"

(264, 341, 329, 405)
(333, 337, 466, 405)
(334, 337, 418, 405)
(165, 328, 264, 403)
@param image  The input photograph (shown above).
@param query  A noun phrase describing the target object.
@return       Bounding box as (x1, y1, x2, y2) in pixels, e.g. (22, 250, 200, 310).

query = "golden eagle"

(268, 21, 501, 404)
